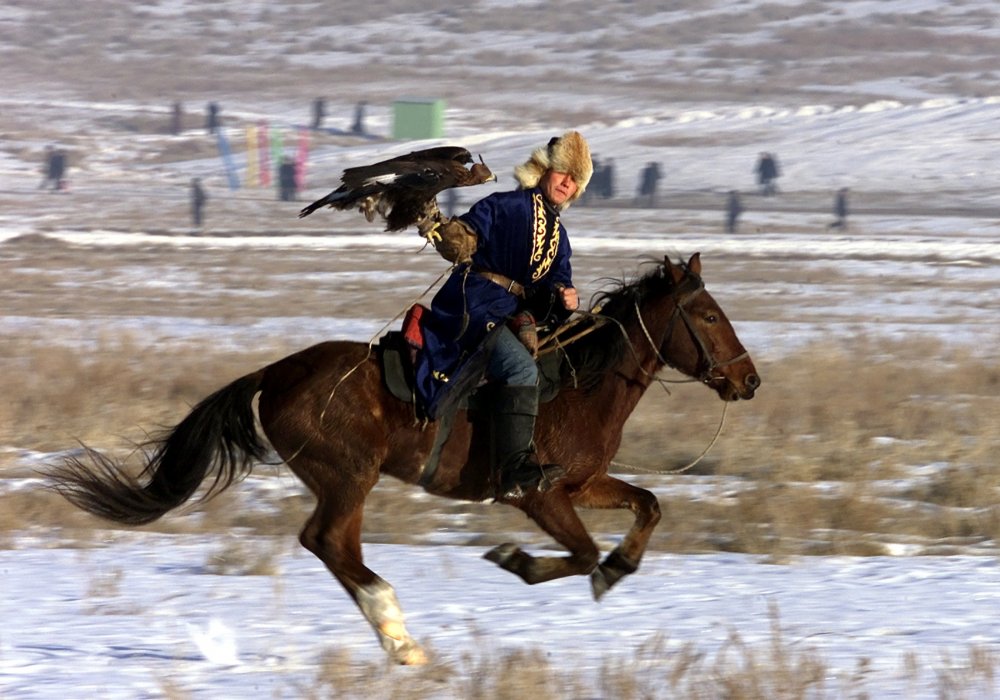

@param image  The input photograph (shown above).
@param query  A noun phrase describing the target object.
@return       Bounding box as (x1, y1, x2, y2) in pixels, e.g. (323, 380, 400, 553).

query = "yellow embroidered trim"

(529, 193, 559, 282)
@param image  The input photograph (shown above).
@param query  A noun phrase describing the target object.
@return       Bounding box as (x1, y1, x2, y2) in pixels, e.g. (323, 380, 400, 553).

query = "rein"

(589, 265, 744, 475)
(549, 267, 745, 395)
(610, 400, 728, 475)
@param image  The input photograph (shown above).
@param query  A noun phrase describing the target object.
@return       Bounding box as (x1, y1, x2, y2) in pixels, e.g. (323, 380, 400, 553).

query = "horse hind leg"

(297, 479, 427, 665)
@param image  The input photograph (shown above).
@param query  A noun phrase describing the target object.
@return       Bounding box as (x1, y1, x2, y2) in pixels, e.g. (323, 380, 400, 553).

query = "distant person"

(636, 161, 661, 207)
(39, 146, 54, 189)
(311, 98, 326, 130)
(755, 152, 780, 196)
(170, 101, 183, 135)
(51, 149, 67, 191)
(580, 156, 601, 205)
(827, 188, 849, 230)
(600, 158, 615, 199)
(589, 157, 614, 202)
(191, 178, 207, 227)
(278, 158, 298, 201)
(351, 101, 367, 135)
(725, 190, 743, 233)
(40, 146, 66, 191)
(206, 102, 220, 134)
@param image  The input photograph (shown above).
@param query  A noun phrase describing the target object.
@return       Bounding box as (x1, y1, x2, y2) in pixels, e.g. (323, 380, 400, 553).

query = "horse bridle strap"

(642, 271, 748, 384)
(674, 291, 749, 380)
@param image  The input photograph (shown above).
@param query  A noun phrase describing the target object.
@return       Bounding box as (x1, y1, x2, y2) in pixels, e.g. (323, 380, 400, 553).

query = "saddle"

(377, 304, 563, 412)
(379, 304, 425, 406)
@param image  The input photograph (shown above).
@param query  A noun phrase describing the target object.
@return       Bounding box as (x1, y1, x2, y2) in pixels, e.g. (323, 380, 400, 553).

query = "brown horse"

(48, 253, 759, 665)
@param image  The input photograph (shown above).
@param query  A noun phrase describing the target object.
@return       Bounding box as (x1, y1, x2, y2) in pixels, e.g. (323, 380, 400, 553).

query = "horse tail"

(47, 370, 269, 526)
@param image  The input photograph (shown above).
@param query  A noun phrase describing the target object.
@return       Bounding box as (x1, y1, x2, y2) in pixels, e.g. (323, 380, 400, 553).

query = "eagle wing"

(299, 146, 495, 231)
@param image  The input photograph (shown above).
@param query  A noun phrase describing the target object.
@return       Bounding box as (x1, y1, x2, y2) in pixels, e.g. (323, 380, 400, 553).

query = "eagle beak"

(476, 155, 498, 183)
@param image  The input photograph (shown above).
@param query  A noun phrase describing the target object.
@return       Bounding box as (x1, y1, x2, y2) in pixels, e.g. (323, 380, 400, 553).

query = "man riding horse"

(413, 131, 593, 499)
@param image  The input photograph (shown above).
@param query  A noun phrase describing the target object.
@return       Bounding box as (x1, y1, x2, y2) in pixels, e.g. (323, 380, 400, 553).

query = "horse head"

(647, 253, 760, 401)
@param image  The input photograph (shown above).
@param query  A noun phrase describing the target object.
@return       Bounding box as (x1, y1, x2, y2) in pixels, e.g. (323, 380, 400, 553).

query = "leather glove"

(433, 219, 477, 263)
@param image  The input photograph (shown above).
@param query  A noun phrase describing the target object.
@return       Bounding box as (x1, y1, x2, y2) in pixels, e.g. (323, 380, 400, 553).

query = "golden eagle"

(298, 146, 496, 233)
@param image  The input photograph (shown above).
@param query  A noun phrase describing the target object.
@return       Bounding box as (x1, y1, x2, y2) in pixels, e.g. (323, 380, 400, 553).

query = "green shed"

(392, 98, 445, 140)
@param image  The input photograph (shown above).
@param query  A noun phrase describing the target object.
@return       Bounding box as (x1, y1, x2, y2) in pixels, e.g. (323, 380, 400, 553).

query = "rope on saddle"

(537, 303, 607, 357)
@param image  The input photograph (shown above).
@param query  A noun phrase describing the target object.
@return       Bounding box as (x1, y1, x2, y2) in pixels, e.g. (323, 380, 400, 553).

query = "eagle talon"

(359, 197, 378, 223)
(421, 224, 443, 244)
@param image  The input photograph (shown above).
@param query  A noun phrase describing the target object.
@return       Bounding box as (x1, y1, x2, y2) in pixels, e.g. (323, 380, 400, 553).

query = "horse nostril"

(745, 373, 761, 390)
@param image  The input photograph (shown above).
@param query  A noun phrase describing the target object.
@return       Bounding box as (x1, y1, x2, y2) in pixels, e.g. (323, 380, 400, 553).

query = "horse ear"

(663, 255, 683, 282)
(687, 252, 702, 276)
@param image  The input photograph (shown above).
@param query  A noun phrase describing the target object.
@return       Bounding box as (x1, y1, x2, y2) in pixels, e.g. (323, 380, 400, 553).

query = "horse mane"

(560, 259, 684, 391)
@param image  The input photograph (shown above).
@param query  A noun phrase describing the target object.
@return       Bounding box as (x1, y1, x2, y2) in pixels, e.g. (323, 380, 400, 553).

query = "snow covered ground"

(2, 1, 999, 697)
(3, 536, 999, 699)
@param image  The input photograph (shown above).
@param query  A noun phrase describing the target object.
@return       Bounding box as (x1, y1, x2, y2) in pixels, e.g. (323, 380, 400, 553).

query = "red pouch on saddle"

(402, 304, 427, 350)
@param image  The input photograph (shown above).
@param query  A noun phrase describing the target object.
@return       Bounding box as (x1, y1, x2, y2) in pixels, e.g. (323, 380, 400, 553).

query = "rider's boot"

(492, 385, 565, 500)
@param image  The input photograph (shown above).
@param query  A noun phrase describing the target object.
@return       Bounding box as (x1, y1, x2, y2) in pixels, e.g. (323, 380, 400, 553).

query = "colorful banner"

(245, 124, 259, 187)
(295, 127, 309, 190)
(216, 130, 240, 190)
(257, 121, 271, 187)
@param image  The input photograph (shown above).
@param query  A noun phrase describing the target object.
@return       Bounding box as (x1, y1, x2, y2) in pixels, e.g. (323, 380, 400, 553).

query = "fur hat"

(513, 130, 593, 209)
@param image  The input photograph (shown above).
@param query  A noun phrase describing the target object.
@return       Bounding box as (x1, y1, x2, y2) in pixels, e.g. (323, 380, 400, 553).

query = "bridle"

(636, 267, 749, 386)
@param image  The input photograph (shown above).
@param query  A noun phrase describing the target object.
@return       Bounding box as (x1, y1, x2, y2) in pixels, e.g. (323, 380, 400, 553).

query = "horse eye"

(704, 313, 718, 324)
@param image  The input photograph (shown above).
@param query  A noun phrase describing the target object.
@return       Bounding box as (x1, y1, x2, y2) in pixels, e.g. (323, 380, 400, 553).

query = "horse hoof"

(591, 550, 639, 600)
(396, 643, 429, 666)
(484, 543, 519, 566)
(591, 567, 612, 601)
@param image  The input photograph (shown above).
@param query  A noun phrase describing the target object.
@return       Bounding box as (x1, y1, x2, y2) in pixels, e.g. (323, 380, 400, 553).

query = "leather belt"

(473, 267, 525, 298)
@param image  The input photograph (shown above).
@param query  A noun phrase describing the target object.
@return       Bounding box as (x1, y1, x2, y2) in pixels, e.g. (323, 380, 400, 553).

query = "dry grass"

(0, 334, 273, 451)
(202, 534, 287, 576)
(2, 332, 997, 560)
(620, 336, 1000, 555)
(136, 604, 994, 698)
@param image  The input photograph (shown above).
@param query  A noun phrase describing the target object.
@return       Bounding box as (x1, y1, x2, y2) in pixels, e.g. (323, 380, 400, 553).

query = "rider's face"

(539, 169, 578, 207)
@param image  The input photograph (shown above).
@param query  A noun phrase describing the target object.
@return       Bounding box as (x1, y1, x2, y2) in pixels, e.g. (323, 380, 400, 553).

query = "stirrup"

(496, 461, 566, 500)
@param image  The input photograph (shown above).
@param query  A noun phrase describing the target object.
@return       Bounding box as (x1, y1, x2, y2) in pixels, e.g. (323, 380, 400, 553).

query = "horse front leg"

(485, 489, 600, 584)
(298, 487, 427, 665)
(574, 475, 662, 600)
(353, 577, 425, 664)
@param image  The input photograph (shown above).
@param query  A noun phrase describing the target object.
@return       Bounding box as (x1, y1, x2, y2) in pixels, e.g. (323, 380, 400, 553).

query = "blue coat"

(414, 187, 573, 418)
